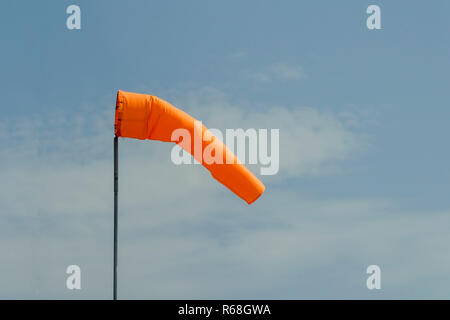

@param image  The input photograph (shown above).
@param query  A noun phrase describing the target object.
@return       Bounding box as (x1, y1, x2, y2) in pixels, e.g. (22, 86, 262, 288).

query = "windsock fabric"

(115, 90, 265, 204)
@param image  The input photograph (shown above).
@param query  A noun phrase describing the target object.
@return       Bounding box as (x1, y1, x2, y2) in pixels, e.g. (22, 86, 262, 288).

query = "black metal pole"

(113, 136, 118, 300)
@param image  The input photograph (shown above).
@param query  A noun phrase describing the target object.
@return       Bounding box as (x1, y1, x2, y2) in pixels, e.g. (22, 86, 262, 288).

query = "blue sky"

(1, 0, 450, 299)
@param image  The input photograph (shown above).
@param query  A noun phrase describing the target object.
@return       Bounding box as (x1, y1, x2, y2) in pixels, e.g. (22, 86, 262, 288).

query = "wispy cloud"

(245, 62, 306, 83)
(270, 63, 305, 80)
(229, 50, 247, 59)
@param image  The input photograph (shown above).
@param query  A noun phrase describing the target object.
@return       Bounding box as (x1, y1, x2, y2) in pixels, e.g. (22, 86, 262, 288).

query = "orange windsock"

(115, 90, 265, 204)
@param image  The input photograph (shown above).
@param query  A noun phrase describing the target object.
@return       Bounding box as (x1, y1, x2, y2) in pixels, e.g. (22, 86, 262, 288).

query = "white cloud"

(174, 87, 367, 179)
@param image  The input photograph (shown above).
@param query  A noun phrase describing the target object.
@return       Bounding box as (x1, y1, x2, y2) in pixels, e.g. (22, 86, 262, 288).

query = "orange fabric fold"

(115, 90, 265, 204)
